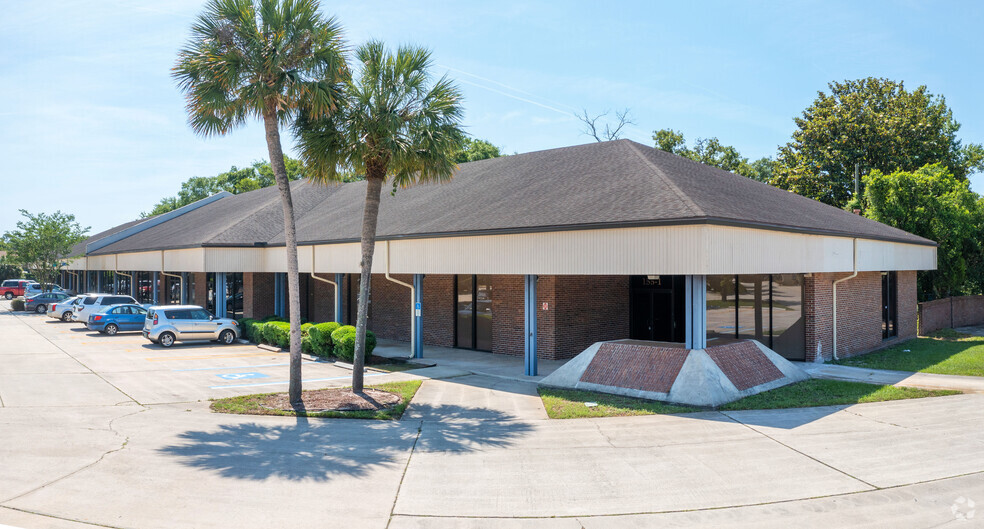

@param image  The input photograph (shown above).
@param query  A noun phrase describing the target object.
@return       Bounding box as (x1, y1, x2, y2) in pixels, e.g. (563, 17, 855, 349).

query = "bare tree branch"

(576, 108, 635, 142)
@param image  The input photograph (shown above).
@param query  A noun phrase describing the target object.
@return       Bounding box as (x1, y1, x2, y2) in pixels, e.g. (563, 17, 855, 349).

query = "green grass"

(538, 387, 699, 419)
(834, 330, 984, 377)
(539, 379, 959, 418)
(210, 380, 422, 420)
(721, 379, 959, 411)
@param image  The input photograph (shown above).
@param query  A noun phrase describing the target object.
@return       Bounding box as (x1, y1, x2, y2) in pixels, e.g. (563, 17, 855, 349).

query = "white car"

(48, 295, 83, 322)
(72, 294, 138, 323)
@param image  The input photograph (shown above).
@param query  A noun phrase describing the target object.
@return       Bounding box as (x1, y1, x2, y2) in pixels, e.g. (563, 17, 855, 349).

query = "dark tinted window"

(165, 310, 190, 320)
(2, 280, 14, 287)
(189, 309, 211, 320)
(83, 297, 97, 305)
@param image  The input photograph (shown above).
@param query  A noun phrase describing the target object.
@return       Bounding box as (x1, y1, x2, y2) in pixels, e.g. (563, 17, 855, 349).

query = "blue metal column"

(151, 272, 159, 304)
(96, 272, 102, 293)
(216, 273, 228, 318)
(685, 275, 707, 349)
(524, 274, 538, 376)
(412, 274, 424, 358)
(334, 273, 344, 324)
(273, 273, 286, 318)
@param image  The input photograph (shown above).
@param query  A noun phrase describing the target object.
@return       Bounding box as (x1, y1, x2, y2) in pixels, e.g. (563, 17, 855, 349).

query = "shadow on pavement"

(157, 406, 532, 482)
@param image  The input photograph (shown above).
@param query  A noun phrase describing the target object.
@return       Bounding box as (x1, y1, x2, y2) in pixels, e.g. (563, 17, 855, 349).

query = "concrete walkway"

(374, 338, 568, 382)
(799, 361, 984, 393)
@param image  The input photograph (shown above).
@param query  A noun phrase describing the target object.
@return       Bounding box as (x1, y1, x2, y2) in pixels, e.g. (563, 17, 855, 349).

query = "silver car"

(142, 305, 239, 347)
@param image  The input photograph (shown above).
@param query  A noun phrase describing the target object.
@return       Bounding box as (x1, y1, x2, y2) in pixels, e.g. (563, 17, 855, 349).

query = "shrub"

(260, 314, 285, 323)
(260, 321, 291, 349)
(308, 322, 341, 357)
(10, 299, 24, 311)
(330, 325, 376, 362)
(237, 318, 259, 342)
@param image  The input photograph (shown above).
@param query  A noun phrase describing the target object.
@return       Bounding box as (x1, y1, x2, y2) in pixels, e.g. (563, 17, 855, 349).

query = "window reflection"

(706, 274, 804, 360)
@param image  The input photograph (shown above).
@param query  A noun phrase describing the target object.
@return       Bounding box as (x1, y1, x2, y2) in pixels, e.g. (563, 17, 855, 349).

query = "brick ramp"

(539, 339, 808, 407)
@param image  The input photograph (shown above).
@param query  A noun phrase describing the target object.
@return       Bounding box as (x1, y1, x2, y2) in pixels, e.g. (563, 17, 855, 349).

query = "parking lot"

(0, 307, 414, 407)
(4, 301, 984, 529)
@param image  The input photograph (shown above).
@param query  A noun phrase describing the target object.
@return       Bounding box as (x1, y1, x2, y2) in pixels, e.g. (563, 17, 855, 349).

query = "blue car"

(87, 304, 150, 335)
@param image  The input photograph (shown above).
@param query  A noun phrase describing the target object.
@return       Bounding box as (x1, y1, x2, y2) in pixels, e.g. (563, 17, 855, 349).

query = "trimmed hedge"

(237, 318, 377, 361)
(261, 321, 291, 349)
(308, 322, 341, 358)
(330, 325, 376, 363)
(10, 299, 24, 311)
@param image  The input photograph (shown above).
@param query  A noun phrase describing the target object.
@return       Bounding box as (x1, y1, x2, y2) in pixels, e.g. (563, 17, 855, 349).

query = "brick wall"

(243, 273, 275, 319)
(307, 274, 337, 322)
(490, 275, 525, 357)
(367, 274, 412, 341)
(191, 272, 207, 308)
(422, 274, 455, 347)
(555, 275, 631, 359)
(805, 270, 917, 361)
(918, 295, 984, 334)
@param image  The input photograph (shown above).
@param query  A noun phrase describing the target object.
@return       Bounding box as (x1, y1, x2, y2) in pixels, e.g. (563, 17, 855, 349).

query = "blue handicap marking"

(415, 302, 421, 310)
(216, 372, 269, 380)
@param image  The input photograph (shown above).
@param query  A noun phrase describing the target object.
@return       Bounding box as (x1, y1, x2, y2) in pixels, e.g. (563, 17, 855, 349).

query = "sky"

(2, 0, 983, 233)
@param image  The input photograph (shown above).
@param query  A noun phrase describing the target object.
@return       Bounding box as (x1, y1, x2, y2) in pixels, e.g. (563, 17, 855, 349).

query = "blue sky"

(2, 0, 982, 233)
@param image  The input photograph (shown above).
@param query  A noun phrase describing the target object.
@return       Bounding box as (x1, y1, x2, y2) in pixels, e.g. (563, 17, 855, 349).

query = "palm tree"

(296, 41, 464, 392)
(173, 0, 347, 403)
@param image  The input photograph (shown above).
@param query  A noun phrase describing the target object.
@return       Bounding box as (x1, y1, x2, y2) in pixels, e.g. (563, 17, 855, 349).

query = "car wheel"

(105, 323, 119, 336)
(219, 329, 235, 345)
(159, 332, 176, 348)
(35, 304, 46, 314)
(4, 292, 12, 300)
(61, 311, 73, 322)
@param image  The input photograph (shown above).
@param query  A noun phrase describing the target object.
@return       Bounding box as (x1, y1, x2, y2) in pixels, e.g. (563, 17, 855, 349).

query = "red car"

(1, 279, 34, 300)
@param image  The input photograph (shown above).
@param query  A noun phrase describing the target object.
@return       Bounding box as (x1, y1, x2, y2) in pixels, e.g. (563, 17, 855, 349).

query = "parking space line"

(209, 373, 388, 389)
(145, 352, 276, 362)
(173, 361, 318, 372)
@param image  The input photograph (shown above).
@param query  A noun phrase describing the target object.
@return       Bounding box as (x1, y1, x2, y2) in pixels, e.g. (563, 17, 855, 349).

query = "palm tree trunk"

(262, 105, 303, 405)
(352, 173, 385, 393)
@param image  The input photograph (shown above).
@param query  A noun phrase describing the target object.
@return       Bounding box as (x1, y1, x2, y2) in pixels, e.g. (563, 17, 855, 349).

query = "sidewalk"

(373, 339, 567, 382)
(798, 362, 984, 394)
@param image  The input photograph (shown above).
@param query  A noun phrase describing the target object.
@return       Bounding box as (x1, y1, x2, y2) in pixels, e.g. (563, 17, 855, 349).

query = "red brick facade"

(235, 269, 919, 363)
(243, 273, 275, 319)
(805, 270, 917, 361)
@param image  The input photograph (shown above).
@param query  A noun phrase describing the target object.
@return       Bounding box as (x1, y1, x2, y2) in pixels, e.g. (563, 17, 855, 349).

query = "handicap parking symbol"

(216, 372, 269, 380)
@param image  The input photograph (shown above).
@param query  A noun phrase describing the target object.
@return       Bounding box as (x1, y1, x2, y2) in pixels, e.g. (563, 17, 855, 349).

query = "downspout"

(114, 255, 133, 295)
(831, 238, 859, 361)
(160, 251, 182, 304)
(309, 246, 340, 319)
(383, 240, 414, 357)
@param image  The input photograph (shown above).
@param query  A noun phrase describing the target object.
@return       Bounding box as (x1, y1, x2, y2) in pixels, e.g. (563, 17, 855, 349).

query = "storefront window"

(116, 273, 131, 298)
(706, 276, 736, 344)
(206, 273, 216, 314)
(455, 275, 492, 351)
(226, 273, 243, 319)
(770, 274, 804, 358)
(706, 274, 804, 360)
(101, 272, 114, 293)
(738, 275, 769, 343)
(187, 274, 196, 305)
(167, 273, 182, 305)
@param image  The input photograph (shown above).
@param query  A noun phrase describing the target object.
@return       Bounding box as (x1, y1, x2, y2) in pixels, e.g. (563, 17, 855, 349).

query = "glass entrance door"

(455, 275, 492, 351)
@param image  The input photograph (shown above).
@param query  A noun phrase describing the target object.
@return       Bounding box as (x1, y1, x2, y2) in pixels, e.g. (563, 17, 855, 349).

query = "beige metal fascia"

(831, 238, 859, 362)
(160, 250, 183, 291)
(309, 245, 337, 288)
(114, 255, 133, 281)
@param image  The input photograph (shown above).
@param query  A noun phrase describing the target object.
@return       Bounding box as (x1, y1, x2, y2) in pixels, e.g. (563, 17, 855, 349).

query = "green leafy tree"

(860, 164, 982, 300)
(454, 137, 502, 163)
(0, 255, 22, 283)
(174, 0, 347, 404)
(3, 211, 88, 292)
(771, 77, 984, 208)
(296, 41, 464, 392)
(652, 128, 773, 182)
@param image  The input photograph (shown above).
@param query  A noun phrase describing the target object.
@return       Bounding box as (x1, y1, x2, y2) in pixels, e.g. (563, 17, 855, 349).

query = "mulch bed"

(260, 388, 401, 413)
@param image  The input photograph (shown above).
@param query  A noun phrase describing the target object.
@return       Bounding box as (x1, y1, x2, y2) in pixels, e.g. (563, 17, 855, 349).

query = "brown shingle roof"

(89, 139, 934, 255)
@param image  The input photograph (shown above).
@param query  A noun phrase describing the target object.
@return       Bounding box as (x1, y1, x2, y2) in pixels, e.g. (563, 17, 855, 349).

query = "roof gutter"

(831, 238, 859, 361)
